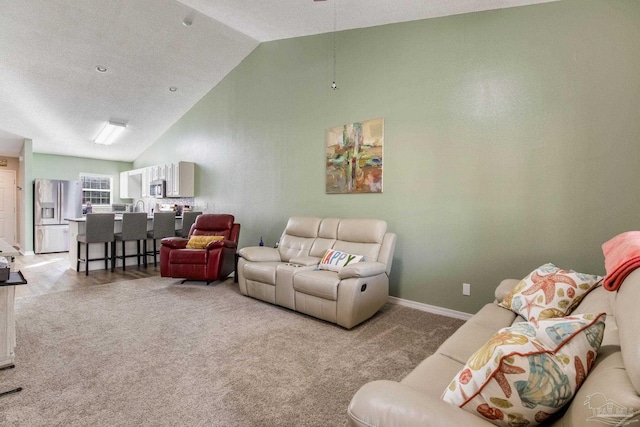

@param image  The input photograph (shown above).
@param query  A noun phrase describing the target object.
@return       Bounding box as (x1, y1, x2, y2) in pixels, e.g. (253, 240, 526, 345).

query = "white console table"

(0, 239, 25, 397)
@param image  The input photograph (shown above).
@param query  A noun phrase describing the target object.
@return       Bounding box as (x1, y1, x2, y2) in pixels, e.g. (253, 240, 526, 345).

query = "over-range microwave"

(150, 180, 165, 198)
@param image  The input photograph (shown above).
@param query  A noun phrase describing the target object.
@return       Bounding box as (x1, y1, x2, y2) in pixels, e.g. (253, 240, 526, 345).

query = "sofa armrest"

(205, 239, 237, 250)
(338, 262, 387, 279)
(495, 278, 520, 302)
(348, 380, 493, 427)
(288, 256, 320, 266)
(161, 237, 188, 249)
(238, 246, 281, 262)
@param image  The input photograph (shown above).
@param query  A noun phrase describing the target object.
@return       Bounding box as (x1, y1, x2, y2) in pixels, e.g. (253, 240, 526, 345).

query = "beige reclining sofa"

(348, 269, 640, 426)
(237, 216, 397, 329)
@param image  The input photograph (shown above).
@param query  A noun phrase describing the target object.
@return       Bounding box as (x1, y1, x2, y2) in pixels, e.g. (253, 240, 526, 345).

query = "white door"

(0, 171, 17, 245)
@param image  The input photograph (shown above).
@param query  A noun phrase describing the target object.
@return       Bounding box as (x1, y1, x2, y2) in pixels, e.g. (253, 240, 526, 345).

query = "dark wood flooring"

(14, 252, 160, 298)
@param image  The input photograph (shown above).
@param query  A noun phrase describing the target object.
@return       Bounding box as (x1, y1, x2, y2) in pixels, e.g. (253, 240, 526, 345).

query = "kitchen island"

(66, 215, 183, 272)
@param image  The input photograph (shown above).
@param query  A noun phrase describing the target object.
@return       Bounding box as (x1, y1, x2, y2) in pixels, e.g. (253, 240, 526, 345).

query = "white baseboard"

(21, 250, 35, 256)
(387, 296, 473, 321)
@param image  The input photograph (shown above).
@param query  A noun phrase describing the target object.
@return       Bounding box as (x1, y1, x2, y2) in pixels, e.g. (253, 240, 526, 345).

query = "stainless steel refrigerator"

(34, 179, 83, 253)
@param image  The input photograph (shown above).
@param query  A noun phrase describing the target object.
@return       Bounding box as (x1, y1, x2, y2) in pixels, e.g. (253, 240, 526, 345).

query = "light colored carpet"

(0, 277, 464, 426)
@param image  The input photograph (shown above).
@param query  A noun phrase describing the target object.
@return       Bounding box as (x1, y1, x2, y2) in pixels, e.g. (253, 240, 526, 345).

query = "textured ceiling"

(0, 0, 557, 161)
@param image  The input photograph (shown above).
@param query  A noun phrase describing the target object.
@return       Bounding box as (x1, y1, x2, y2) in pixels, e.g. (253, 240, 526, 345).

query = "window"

(80, 174, 112, 207)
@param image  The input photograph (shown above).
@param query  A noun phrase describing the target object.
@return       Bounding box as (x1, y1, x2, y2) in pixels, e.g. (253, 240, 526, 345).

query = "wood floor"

(13, 252, 160, 298)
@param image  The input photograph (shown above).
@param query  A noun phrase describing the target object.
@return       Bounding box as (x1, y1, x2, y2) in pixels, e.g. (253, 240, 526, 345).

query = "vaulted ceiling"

(0, 0, 556, 161)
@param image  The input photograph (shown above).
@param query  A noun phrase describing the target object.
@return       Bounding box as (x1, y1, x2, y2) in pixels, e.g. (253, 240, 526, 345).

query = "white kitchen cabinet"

(128, 170, 142, 199)
(150, 166, 158, 182)
(165, 163, 175, 196)
(119, 170, 142, 199)
(166, 161, 194, 197)
(150, 165, 167, 182)
(141, 168, 150, 197)
(120, 162, 194, 199)
(119, 171, 129, 199)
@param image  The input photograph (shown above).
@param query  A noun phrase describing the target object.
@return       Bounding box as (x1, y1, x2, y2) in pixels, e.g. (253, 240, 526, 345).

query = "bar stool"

(176, 211, 202, 237)
(76, 213, 115, 276)
(114, 212, 148, 270)
(146, 212, 176, 267)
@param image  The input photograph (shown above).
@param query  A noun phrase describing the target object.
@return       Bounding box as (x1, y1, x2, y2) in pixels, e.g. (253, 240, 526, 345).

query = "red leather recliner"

(160, 214, 240, 284)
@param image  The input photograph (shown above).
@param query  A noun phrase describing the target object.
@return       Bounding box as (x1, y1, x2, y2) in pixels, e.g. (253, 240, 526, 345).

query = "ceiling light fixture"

(169, 86, 178, 92)
(94, 121, 126, 145)
(96, 65, 108, 73)
(183, 17, 193, 26)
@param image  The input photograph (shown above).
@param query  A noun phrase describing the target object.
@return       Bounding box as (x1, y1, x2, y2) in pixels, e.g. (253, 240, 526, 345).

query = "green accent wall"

(135, 0, 640, 314)
(33, 154, 132, 182)
(32, 153, 132, 203)
(25, 153, 131, 252)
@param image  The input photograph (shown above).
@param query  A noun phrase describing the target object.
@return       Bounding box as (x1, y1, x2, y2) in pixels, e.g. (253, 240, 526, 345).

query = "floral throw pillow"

(442, 313, 606, 427)
(499, 263, 603, 323)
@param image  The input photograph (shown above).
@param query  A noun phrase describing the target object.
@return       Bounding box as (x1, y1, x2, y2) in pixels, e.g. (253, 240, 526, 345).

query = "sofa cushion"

(560, 348, 640, 427)
(318, 217, 340, 238)
(169, 248, 207, 264)
(614, 267, 640, 394)
(331, 219, 387, 262)
(442, 313, 606, 427)
(499, 263, 602, 322)
(284, 216, 322, 238)
(243, 262, 280, 286)
(438, 304, 517, 365)
(293, 270, 341, 300)
(309, 237, 337, 258)
(278, 234, 318, 262)
(402, 353, 466, 399)
(186, 235, 223, 249)
(318, 249, 364, 272)
(274, 216, 323, 262)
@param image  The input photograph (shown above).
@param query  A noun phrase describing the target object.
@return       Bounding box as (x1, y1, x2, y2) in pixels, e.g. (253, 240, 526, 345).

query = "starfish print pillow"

(499, 263, 603, 322)
(442, 313, 606, 427)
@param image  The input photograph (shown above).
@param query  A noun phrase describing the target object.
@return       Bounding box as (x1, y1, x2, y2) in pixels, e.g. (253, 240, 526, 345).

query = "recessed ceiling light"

(169, 87, 178, 92)
(182, 17, 192, 26)
(96, 65, 108, 73)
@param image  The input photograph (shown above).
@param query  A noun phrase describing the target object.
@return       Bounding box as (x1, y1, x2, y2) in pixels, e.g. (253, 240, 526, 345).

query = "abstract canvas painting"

(325, 117, 384, 194)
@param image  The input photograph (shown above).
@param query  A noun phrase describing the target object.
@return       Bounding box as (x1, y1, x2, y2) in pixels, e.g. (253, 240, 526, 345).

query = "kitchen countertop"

(66, 214, 183, 222)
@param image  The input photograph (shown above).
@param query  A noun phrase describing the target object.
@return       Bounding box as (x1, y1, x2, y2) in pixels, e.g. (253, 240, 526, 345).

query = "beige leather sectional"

(348, 270, 640, 426)
(236, 216, 397, 329)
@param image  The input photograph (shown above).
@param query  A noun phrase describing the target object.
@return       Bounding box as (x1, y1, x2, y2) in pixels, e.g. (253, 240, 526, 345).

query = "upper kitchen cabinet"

(120, 161, 195, 199)
(150, 164, 167, 182)
(141, 167, 150, 198)
(120, 169, 143, 199)
(119, 171, 128, 198)
(166, 161, 195, 197)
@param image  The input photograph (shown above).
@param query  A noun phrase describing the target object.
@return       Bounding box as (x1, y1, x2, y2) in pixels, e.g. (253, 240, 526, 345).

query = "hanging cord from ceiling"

(331, 0, 338, 90)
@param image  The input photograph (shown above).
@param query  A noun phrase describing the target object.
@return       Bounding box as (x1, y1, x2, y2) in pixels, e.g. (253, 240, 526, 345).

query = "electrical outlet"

(463, 283, 471, 296)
